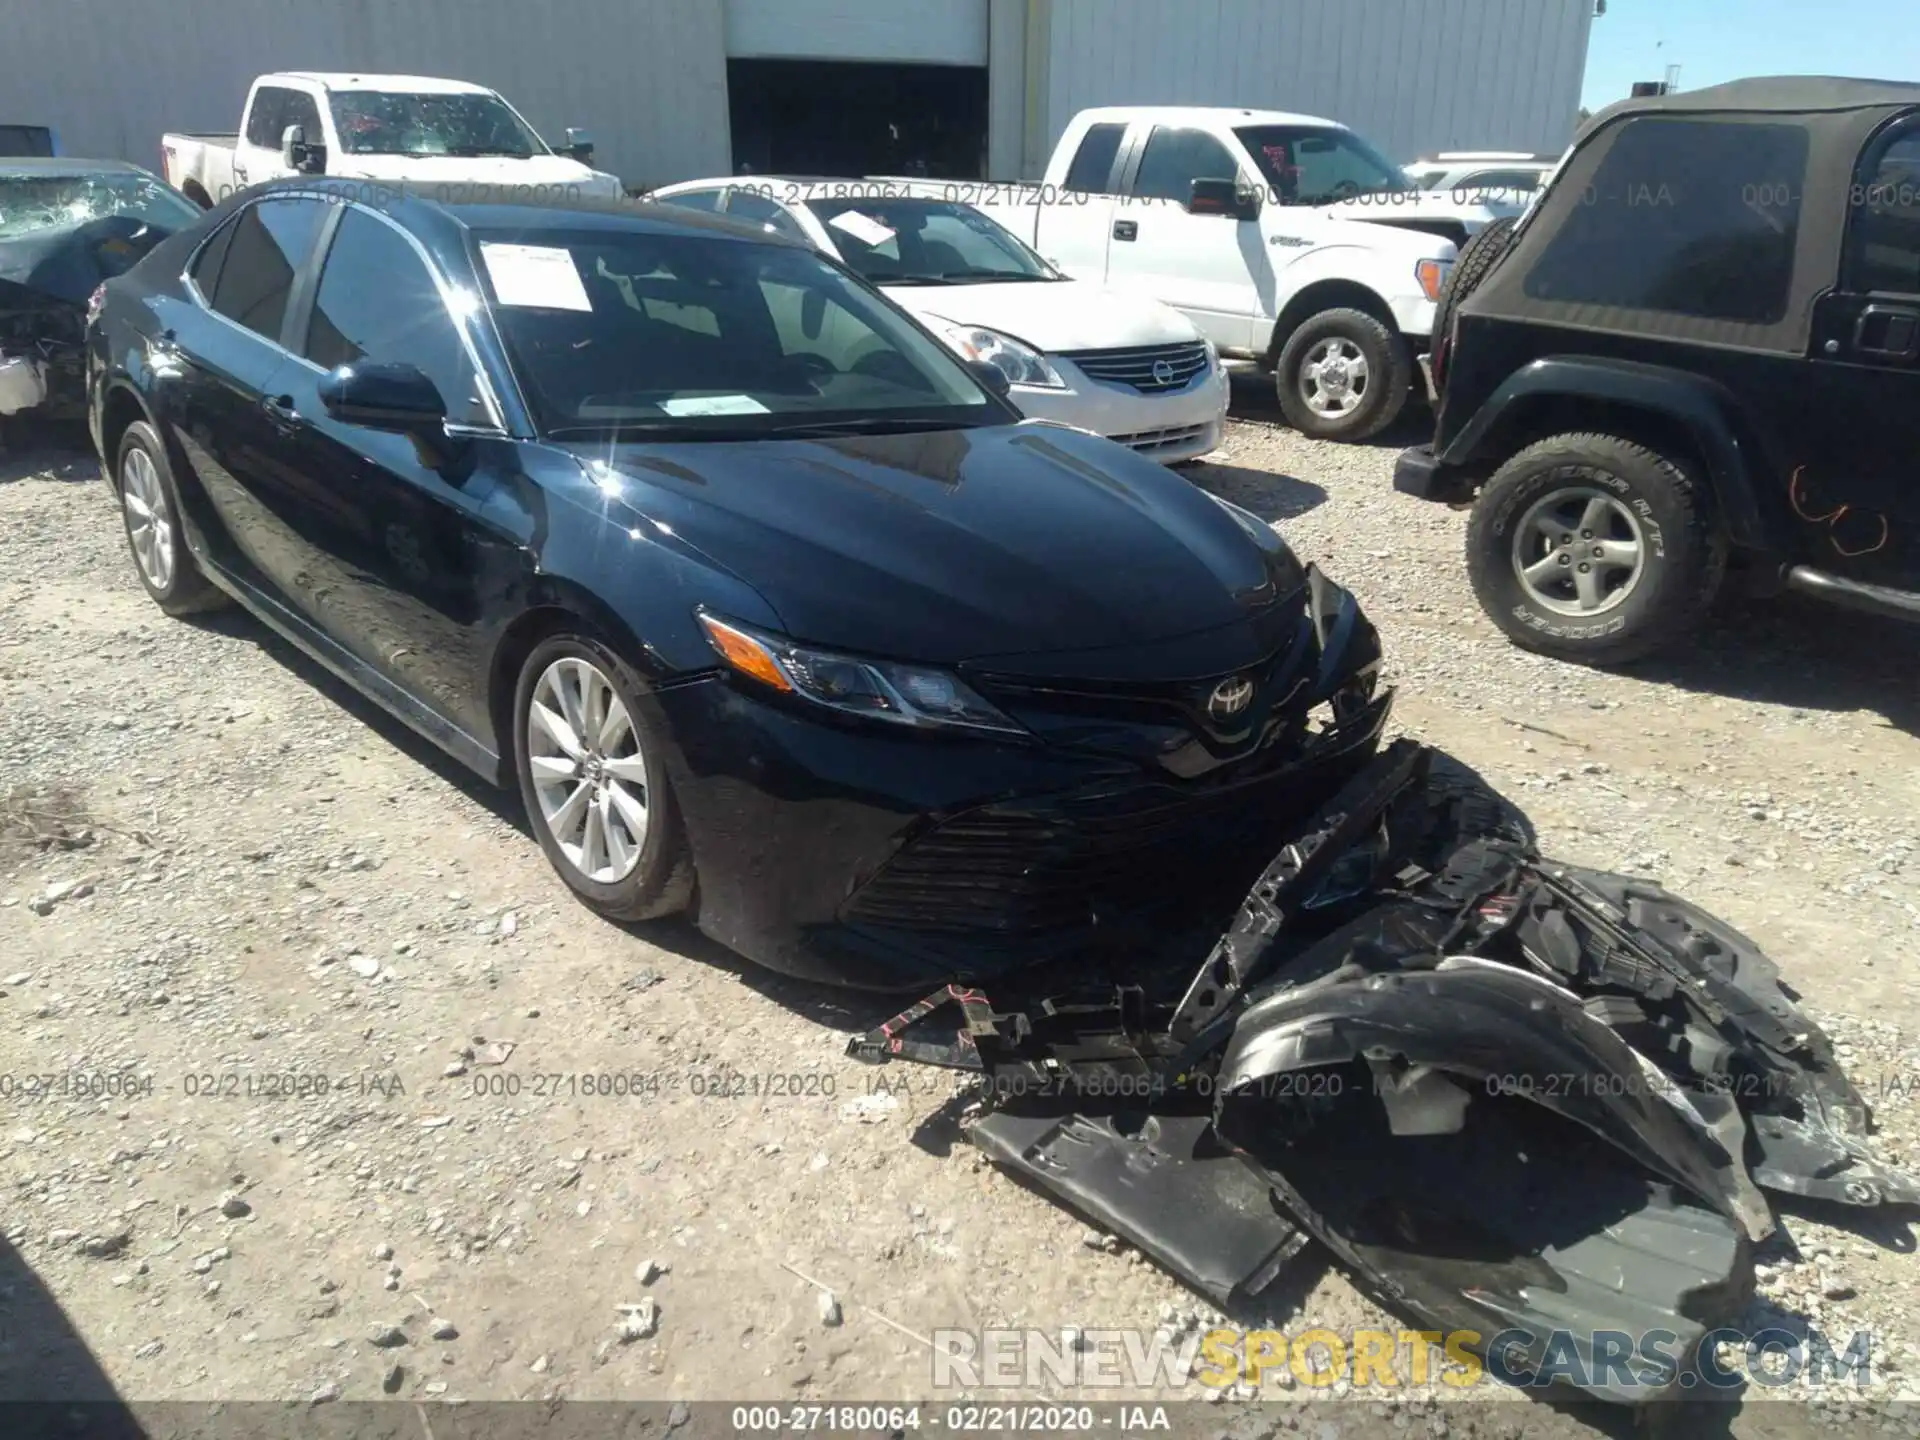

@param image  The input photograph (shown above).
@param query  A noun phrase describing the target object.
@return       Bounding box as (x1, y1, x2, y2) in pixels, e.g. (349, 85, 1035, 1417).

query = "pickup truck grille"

(1056, 342, 1211, 393)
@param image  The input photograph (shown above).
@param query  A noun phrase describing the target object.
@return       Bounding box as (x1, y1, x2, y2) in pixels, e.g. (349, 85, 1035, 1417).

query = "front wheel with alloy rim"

(115, 420, 227, 616)
(1465, 433, 1727, 667)
(512, 635, 694, 922)
(1274, 307, 1412, 442)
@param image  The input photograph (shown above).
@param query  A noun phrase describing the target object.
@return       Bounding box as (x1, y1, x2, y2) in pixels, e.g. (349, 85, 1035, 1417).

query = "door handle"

(261, 393, 299, 429)
(1853, 304, 1920, 361)
(1113, 219, 1138, 242)
(233, 165, 248, 184)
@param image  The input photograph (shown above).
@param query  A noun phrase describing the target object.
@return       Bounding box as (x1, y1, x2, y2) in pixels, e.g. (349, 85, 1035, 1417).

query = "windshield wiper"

(761, 416, 966, 438)
(545, 422, 743, 441)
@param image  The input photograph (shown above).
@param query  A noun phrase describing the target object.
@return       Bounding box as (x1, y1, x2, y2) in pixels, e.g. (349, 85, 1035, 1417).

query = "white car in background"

(647, 178, 1229, 465)
(1402, 151, 1558, 203)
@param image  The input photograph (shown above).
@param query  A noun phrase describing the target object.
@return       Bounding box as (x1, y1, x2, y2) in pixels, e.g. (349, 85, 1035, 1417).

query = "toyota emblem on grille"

(1151, 359, 1176, 386)
(1207, 675, 1255, 722)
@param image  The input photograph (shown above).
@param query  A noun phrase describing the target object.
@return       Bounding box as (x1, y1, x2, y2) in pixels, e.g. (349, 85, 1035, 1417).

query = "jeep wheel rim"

(1511, 486, 1646, 617)
(1299, 338, 1370, 418)
(526, 657, 649, 884)
(121, 446, 175, 592)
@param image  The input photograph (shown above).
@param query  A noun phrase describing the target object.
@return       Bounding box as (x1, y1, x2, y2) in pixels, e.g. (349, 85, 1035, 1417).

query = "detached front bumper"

(0, 354, 50, 418)
(1012, 354, 1229, 464)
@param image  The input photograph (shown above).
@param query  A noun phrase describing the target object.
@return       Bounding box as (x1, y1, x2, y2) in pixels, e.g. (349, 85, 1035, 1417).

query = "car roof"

(0, 156, 155, 179)
(1073, 105, 1342, 130)
(1589, 74, 1920, 127)
(246, 176, 797, 246)
(269, 72, 493, 94)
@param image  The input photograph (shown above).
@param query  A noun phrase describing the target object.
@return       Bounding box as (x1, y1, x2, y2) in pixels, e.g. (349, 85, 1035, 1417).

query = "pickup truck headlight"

(934, 321, 1065, 389)
(698, 612, 1027, 737)
(1415, 258, 1453, 303)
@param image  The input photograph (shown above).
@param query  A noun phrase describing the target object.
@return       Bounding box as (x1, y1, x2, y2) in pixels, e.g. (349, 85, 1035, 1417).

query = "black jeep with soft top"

(1397, 77, 1920, 665)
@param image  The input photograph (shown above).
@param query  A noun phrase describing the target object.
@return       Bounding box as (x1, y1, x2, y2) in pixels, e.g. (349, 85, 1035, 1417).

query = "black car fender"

(1441, 356, 1773, 553)
(1215, 955, 1775, 1240)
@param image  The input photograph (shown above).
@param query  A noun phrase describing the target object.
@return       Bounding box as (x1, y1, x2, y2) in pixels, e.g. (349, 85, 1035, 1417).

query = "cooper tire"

(1466, 433, 1726, 667)
(1275, 308, 1411, 442)
(513, 633, 695, 923)
(115, 420, 227, 616)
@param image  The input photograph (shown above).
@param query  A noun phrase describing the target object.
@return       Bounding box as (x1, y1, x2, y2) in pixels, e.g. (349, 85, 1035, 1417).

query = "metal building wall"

(1038, 0, 1596, 166)
(0, 0, 732, 187)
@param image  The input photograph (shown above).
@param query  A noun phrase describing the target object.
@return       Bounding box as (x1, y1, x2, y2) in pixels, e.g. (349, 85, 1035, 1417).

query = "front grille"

(1056, 341, 1211, 393)
(842, 710, 1386, 938)
(1114, 422, 1211, 455)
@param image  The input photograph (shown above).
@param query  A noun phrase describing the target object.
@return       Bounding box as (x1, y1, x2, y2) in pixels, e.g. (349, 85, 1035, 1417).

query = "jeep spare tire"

(1275, 307, 1412, 442)
(1465, 433, 1727, 667)
(1429, 215, 1515, 395)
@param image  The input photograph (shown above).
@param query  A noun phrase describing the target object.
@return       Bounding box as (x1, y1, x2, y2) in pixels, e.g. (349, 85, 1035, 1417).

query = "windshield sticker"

(826, 210, 897, 248)
(658, 394, 770, 416)
(479, 242, 591, 311)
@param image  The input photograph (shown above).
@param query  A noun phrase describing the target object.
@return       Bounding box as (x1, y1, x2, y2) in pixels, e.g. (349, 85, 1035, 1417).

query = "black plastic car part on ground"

(1394, 76, 1920, 667)
(849, 738, 1920, 1406)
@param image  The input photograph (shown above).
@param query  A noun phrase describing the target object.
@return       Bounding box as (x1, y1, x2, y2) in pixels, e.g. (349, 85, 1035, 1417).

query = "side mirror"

(563, 127, 595, 163)
(281, 124, 326, 175)
(968, 359, 1012, 400)
(1187, 177, 1260, 221)
(318, 362, 447, 431)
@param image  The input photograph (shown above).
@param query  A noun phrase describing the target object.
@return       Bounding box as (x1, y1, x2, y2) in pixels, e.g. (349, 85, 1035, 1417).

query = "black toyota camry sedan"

(88, 178, 1389, 987)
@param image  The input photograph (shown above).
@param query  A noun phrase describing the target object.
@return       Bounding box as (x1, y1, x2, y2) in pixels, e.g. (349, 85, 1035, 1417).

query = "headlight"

(935, 321, 1065, 389)
(697, 612, 1026, 737)
(1203, 337, 1221, 370)
(1415, 258, 1453, 303)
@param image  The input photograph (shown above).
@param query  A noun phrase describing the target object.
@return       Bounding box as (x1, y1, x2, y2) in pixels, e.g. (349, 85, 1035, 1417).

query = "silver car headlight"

(697, 612, 1027, 737)
(934, 321, 1066, 389)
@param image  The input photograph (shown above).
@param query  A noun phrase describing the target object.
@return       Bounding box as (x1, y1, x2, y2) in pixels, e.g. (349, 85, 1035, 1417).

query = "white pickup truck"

(161, 72, 625, 211)
(964, 106, 1524, 441)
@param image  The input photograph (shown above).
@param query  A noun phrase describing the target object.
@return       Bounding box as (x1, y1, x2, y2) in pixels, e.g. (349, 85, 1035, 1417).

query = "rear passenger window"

(663, 188, 725, 213)
(725, 191, 809, 242)
(1063, 123, 1126, 195)
(1851, 123, 1920, 295)
(1524, 117, 1808, 324)
(207, 197, 329, 343)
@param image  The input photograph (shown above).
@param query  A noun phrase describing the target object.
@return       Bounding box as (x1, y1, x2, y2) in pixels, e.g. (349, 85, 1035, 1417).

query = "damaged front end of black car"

(850, 738, 1920, 1406)
(0, 161, 199, 435)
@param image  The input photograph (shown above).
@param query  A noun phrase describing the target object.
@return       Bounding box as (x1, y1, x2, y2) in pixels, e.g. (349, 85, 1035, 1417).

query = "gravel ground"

(3, 389, 1919, 1438)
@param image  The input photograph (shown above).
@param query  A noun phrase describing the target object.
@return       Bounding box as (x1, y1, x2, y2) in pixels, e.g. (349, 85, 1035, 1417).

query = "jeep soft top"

(1396, 76, 1920, 665)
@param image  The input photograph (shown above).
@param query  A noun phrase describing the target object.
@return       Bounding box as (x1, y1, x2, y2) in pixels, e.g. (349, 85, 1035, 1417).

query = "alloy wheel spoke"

(1579, 496, 1616, 537)
(606, 777, 649, 846)
(1573, 565, 1606, 611)
(598, 698, 632, 754)
(598, 792, 632, 875)
(1522, 553, 1566, 587)
(546, 779, 592, 843)
(1595, 539, 1640, 570)
(581, 797, 608, 876)
(528, 753, 579, 784)
(602, 753, 648, 783)
(531, 700, 585, 760)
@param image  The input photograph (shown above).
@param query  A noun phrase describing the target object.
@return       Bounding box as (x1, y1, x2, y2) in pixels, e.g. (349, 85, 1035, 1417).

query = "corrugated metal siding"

(725, 0, 989, 65)
(0, 0, 732, 187)
(1041, 0, 1594, 168)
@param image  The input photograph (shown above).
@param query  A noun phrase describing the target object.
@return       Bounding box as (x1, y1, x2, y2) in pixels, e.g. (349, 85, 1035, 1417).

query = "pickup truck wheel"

(1275, 308, 1410, 442)
(1466, 434, 1727, 667)
(115, 421, 227, 616)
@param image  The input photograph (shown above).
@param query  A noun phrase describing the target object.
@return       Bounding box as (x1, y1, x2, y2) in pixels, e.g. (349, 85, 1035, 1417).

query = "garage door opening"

(727, 59, 987, 179)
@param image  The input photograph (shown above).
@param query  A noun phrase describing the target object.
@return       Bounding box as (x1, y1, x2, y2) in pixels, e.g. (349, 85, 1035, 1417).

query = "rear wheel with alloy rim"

(1274, 307, 1411, 442)
(512, 635, 694, 921)
(115, 420, 226, 616)
(1466, 433, 1726, 667)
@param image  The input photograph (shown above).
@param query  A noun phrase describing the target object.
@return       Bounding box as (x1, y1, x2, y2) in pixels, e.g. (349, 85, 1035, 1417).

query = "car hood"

(880, 277, 1200, 353)
(561, 423, 1303, 670)
(335, 153, 622, 196)
(0, 213, 181, 307)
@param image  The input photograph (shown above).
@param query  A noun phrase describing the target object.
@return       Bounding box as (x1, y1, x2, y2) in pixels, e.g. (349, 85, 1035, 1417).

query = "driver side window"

(1850, 122, 1920, 296)
(1131, 127, 1242, 204)
(303, 207, 491, 427)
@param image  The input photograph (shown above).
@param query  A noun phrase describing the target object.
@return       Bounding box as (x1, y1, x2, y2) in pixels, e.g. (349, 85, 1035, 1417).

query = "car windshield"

(331, 91, 548, 159)
(475, 227, 999, 437)
(0, 172, 199, 240)
(798, 197, 1059, 285)
(1233, 125, 1414, 206)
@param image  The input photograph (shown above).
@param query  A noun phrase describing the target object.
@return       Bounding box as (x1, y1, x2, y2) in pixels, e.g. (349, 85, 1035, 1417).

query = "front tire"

(115, 421, 227, 616)
(1465, 433, 1727, 667)
(1274, 308, 1412, 442)
(512, 634, 695, 922)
